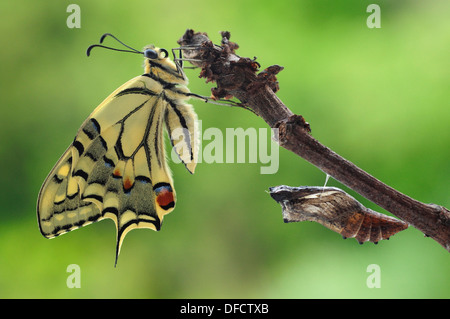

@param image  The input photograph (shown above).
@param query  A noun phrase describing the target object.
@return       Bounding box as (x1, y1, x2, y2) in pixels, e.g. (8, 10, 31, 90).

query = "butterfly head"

(87, 34, 171, 64)
(143, 45, 168, 60)
(86, 34, 181, 80)
(143, 45, 179, 75)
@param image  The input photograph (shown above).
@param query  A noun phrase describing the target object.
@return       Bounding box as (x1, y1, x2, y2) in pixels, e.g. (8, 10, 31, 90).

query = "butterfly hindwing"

(37, 146, 103, 238)
(37, 49, 198, 264)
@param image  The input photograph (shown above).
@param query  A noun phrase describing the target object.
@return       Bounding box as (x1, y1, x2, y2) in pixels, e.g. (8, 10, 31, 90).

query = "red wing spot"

(123, 178, 133, 191)
(113, 169, 121, 177)
(156, 188, 175, 210)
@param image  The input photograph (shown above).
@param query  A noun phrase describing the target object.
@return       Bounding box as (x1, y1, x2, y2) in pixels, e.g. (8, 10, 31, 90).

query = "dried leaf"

(269, 185, 408, 244)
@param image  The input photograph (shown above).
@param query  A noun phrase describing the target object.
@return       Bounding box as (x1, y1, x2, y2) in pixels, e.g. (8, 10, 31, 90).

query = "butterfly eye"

(144, 49, 158, 59)
(159, 49, 168, 59)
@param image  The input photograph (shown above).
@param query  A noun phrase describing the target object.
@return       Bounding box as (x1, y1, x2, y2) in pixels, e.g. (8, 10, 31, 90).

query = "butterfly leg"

(188, 92, 254, 113)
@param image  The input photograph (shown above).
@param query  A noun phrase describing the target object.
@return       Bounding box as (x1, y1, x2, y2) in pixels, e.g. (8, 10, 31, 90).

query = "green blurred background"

(0, 0, 448, 298)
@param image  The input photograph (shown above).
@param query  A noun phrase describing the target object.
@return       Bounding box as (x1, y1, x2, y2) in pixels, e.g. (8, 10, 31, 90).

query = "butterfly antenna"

(86, 45, 144, 57)
(99, 33, 142, 53)
(87, 33, 143, 57)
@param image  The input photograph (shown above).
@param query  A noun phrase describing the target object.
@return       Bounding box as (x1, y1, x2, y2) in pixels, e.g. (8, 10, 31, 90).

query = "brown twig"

(178, 29, 450, 252)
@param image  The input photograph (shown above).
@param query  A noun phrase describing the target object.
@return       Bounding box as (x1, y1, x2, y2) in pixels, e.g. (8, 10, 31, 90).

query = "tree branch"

(178, 29, 450, 252)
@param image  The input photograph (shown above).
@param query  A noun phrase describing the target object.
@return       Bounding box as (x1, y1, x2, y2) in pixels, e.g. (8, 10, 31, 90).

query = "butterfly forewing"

(37, 47, 198, 263)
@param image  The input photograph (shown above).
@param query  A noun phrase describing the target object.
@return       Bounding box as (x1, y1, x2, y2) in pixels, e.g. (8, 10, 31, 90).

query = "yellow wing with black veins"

(37, 73, 198, 265)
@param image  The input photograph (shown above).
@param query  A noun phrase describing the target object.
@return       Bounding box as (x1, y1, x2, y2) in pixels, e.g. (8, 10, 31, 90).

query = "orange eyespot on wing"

(154, 183, 175, 210)
(123, 178, 133, 192)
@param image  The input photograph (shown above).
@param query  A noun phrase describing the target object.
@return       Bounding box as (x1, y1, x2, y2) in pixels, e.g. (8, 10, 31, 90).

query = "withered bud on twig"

(178, 29, 283, 101)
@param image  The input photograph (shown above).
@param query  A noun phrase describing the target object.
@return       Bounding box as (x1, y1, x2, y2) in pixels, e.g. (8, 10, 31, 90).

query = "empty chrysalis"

(270, 185, 408, 244)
